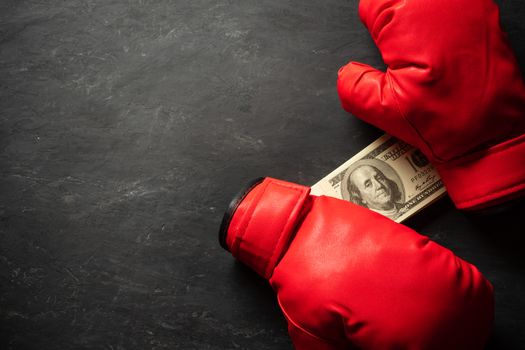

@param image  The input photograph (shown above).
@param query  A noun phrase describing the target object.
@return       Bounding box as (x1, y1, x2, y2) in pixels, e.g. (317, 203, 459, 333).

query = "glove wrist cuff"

(219, 177, 311, 279)
(437, 133, 525, 210)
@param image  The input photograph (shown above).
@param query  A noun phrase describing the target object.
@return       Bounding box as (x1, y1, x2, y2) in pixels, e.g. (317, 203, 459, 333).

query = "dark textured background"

(1, 0, 524, 349)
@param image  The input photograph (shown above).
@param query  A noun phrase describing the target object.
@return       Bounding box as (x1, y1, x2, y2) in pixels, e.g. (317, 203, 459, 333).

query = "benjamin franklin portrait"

(341, 159, 406, 220)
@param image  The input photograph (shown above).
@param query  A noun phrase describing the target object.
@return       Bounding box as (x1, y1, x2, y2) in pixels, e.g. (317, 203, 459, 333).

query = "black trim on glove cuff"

(218, 177, 265, 252)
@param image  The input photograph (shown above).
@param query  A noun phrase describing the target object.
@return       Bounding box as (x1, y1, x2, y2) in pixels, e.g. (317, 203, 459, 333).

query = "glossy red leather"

(337, 0, 525, 210)
(223, 178, 494, 349)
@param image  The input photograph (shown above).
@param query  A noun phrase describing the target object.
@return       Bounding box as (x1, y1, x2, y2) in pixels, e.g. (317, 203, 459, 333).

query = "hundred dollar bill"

(311, 134, 446, 222)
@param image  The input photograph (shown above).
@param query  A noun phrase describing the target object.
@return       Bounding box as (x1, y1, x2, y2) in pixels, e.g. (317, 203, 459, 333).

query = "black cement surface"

(1, 1, 525, 349)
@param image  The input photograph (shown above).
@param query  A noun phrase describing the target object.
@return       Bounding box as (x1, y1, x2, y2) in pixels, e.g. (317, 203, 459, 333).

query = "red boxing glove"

(337, 0, 525, 210)
(220, 177, 494, 350)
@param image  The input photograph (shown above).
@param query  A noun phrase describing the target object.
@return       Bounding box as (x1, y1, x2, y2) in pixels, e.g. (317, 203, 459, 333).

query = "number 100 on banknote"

(311, 134, 446, 222)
